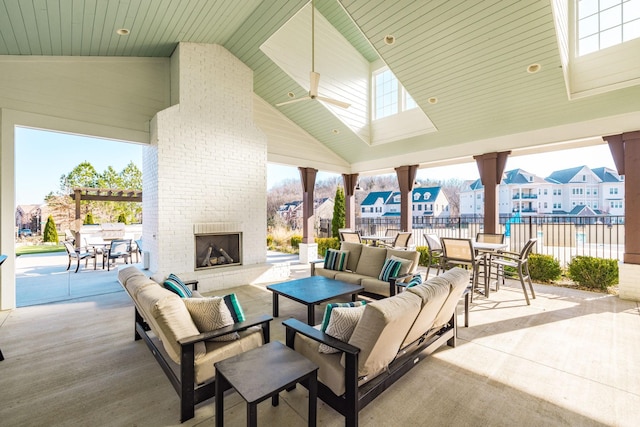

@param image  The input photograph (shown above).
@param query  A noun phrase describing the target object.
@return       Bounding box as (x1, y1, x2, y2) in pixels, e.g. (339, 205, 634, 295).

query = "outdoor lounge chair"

(62, 240, 96, 273)
(106, 239, 131, 271)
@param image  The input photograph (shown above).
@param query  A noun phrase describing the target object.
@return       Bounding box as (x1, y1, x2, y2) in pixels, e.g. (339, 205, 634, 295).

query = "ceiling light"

(428, 97, 438, 104)
(527, 63, 541, 73)
(287, 92, 296, 98)
(384, 35, 396, 45)
(116, 28, 130, 36)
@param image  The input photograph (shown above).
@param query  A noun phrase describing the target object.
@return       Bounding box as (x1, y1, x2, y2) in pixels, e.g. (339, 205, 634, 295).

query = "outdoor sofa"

(311, 241, 420, 298)
(284, 267, 469, 427)
(117, 267, 272, 422)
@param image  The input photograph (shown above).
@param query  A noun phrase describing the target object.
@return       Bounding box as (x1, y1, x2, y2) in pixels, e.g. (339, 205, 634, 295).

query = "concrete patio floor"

(1, 253, 639, 426)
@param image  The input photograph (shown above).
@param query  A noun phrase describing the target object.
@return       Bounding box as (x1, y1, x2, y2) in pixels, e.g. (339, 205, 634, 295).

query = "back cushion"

(340, 242, 363, 272)
(403, 276, 452, 345)
(346, 291, 422, 378)
(431, 268, 470, 328)
(387, 249, 420, 275)
(354, 245, 388, 278)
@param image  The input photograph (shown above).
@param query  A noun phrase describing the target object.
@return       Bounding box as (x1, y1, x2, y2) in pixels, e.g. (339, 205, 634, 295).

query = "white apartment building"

(360, 187, 450, 219)
(460, 166, 624, 218)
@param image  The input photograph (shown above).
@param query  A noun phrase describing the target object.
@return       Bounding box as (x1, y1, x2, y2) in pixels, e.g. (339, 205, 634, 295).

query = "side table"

(215, 341, 318, 427)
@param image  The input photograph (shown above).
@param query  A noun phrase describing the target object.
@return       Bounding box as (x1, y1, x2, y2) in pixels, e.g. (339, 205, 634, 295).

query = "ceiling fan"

(276, 0, 350, 109)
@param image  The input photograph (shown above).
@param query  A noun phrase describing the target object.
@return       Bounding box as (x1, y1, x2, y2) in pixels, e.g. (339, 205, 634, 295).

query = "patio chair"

(476, 232, 506, 288)
(106, 239, 131, 271)
(440, 237, 486, 302)
(339, 231, 361, 243)
(380, 231, 412, 250)
(424, 233, 443, 277)
(488, 238, 537, 305)
(134, 239, 143, 263)
(63, 240, 96, 273)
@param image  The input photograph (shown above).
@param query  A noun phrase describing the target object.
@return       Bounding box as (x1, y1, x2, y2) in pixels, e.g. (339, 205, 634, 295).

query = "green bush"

(84, 212, 95, 225)
(117, 213, 127, 224)
(528, 254, 562, 282)
(43, 215, 59, 243)
(567, 256, 618, 290)
(290, 235, 303, 249)
(315, 237, 340, 257)
(415, 246, 430, 266)
(266, 235, 273, 248)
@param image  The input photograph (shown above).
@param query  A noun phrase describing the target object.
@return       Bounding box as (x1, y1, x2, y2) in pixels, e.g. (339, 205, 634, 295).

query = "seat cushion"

(294, 333, 347, 396)
(354, 245, 387, 278)
(314, 267, 339, 279)
(360, 277, 393, 297)
(333, 272, 368, 285)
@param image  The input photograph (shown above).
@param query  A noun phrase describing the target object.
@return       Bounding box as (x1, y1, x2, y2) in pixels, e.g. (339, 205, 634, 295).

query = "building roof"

(361, 191, 393, 206)
(545, 166, 589, 184)
(385, 187, 443, 205)
(502, 169, 544, 185)
(591, 167, 623, 183)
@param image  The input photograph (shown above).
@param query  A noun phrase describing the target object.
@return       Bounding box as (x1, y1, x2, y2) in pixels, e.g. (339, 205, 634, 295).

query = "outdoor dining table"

(472, 241, 508, 297)
(359, 235, 395, 246)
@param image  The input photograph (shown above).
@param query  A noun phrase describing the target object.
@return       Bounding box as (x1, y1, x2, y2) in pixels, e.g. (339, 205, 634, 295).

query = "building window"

(373, 68, 418, 120)
(577, 0, 640, 56)
(361, 207, 365, 213)
(544, 189, 548, 195)
(610, 187, 619, 194)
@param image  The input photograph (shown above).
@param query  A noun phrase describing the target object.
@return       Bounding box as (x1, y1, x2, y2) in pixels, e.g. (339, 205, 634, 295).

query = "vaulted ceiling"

(2, 0, 639, 173)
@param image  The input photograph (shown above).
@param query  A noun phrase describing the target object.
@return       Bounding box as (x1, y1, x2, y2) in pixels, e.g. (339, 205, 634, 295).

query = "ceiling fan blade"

(309, 71, 320, 98)
(276, 96, 311, 107)
(316, 95, 351, 109)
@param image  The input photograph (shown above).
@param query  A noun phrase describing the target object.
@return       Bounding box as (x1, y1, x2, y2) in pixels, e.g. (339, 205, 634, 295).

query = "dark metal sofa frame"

(120, 278, 273, 422)
(283, 313, 457, 427)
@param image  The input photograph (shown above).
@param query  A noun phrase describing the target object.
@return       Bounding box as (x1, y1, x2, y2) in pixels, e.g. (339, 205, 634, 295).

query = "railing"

(317, 215, 625, 266)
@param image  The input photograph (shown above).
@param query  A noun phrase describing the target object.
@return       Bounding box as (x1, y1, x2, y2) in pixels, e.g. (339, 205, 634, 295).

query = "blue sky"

(14, 126, 616, 205)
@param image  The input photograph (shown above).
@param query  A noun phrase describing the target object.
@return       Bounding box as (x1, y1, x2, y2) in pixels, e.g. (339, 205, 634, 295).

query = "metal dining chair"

(424, 233, 443, 278)
(440, 237, 486, 302)
(106, 239, 132, 271)
(488, 238, 538, 305)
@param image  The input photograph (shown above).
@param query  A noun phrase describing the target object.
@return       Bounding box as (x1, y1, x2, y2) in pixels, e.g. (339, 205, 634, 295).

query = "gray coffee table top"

(267, 276, 363, 305)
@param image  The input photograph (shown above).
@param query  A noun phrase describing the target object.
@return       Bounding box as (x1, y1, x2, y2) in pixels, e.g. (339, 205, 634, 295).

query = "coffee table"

(215, 341, 318, 427)
(266, 276, 364, 325)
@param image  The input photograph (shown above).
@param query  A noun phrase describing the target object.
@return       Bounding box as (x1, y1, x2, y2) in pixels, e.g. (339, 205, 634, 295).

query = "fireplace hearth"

(195, 232, 242, 270)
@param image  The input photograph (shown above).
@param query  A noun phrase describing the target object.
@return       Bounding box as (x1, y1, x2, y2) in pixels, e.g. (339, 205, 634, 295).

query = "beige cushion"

(183, 297, 239, 342)
(346, 291, 422, 379)
(314, 267, 339, 279)
(194, 327, 264, 384)
(137, 285, 206, 363)
(354, 245, 387, 277)
(118, 266, 145, 285)
(294, 333, 347, 396)
(319, 305, 366, 354)
(359, 277, 393, 297)
(431, 267, 470, 329)
(333, 272, 368, 285)
(389, 255, 413, 276)
(340, 242, 363, 272)
(387, 249, 420, 280)
(403, 276, 452, 346)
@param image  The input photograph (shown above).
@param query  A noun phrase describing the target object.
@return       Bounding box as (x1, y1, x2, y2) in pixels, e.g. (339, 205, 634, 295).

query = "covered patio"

(1, 261, 638, 426)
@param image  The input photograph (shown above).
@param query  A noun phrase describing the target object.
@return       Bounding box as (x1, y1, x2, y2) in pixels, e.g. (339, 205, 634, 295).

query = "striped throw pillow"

(406, 273, 423, 288)
(163, 274, 193, 298)
(324, 249, 349, 271)
(378, 258, 403, 281)
(321, 300, 367, 331)
(222, 293, 245, 323)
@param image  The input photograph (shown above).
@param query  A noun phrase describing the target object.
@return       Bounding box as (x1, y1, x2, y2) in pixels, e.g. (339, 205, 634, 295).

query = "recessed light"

(332, 129, 340, 134)
(527, 63, 541, 73)
(116, 28, 130, 36)
(287, 92, 296, 98)
(428, 97, 438, 104)
(384, 35, 396, 45)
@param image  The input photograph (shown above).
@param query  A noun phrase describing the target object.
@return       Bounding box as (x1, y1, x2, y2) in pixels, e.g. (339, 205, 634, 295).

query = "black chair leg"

(74, 258, 81, 273)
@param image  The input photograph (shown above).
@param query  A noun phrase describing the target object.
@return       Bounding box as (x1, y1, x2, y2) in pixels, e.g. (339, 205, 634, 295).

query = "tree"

(84, 212, 95, 225)
(117, 213, 127, 224)
(331, 186, 346, 238)
(60, 161, 99, 191)
(43, 215, 59, 243)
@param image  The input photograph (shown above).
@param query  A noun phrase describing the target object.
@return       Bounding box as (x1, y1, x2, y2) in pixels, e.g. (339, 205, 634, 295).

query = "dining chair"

(63, 240, 96, 273)
(440, 237, 486, 302)
(340, 231, 361, 243)
(488, 238, 538, 305)
(106, 239, 132, 271)
(476, 232, 506, 288)
(423, 233, 443, 278)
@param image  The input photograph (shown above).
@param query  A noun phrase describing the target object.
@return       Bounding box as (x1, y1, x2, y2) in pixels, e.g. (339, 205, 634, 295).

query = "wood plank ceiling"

(1, 0, 639, 171)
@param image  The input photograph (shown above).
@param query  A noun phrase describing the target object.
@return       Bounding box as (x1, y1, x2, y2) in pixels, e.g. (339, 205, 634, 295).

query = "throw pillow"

(378, 258, 403, 282)
(163, 274, 193, 298)
(318, 305, 367, 354)
(324, 249, 349, 271)
(406, 273, 423, 288)
(222, 293, 246, 323)
(321, 301, 367, 331)
(183, 297, 239, 341)
(390, 255, 414, 276)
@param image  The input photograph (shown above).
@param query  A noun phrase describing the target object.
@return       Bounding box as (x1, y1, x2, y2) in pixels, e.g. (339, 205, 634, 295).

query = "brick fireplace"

(142, 43, 273, 291)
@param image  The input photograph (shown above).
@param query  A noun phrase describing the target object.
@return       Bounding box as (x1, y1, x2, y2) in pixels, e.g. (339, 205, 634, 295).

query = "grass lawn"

(16, 244, 65, 256)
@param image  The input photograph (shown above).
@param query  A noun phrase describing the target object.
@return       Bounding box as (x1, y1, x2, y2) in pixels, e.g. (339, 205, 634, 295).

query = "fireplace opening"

(195, 233, 242, 270)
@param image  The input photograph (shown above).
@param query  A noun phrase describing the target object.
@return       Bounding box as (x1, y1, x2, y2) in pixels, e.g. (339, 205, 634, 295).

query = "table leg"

(307, 304, 315, 326)
(272, 392, 279, 406)
(215, 372, 227, 427)
(248, 402, 257, 427)
(272, 292, 279, 317)
(308, 371, 317, 427)
(351, 293, 357, 302)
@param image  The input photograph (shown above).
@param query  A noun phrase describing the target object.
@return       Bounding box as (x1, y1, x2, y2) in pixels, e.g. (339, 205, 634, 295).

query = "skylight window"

(373, 68, 418, 120)
(577, 0, 640, 56)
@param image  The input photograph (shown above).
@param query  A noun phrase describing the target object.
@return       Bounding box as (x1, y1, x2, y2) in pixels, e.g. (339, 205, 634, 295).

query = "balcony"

(512, 193, 538, 199)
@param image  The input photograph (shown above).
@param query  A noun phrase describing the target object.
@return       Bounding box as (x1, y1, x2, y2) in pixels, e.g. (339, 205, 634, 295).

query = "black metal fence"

(318, 215, 625, 266)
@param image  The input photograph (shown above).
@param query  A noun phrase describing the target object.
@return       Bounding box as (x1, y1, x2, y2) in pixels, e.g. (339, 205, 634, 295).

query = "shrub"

(290, 235, 303, 249)
(266, 235, 273, 248)
(315, 237, 340, 257)
(415, 246, 430, 266)
(528, 254, 562, 282)
(567, 256, 618, 290)
(117, 213, 127, 224)
(43, 215, 59, 243)
(84, 212, 95, 225)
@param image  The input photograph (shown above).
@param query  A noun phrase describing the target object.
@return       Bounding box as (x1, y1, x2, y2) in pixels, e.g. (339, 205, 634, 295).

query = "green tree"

(331, 186, 346, 238)
(43, 215, 59, 243)
(84, 212, 95, 225)
(60, 161, 99, 191)
(120, 161, 143, 189)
